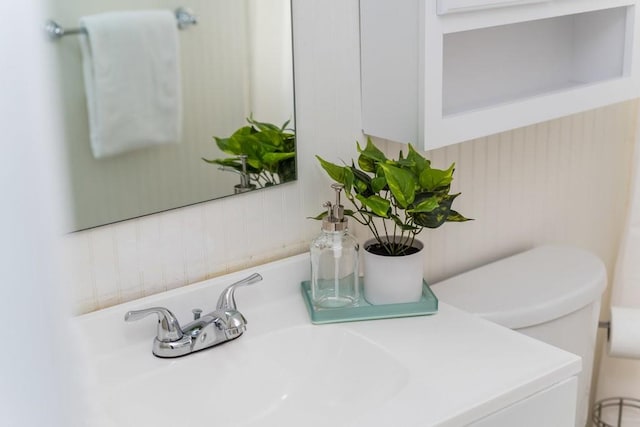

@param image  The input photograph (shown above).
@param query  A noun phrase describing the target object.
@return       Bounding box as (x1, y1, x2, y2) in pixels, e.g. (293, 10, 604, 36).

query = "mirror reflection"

(47, 0, 295, 231)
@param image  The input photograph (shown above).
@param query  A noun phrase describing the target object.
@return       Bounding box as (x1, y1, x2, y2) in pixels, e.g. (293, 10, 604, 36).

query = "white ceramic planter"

(363, 237, 424, 305)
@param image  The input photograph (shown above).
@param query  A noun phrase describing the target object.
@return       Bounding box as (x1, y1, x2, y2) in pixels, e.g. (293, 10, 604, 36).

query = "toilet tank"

(431, 245, 606, 427)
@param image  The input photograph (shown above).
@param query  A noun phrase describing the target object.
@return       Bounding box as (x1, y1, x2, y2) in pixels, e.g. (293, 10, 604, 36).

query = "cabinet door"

(437, 0, 548, 15)
(469, 377, 577, 427)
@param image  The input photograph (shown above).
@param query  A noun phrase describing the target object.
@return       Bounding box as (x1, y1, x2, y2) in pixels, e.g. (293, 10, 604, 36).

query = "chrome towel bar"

(45, 7, 197, 41)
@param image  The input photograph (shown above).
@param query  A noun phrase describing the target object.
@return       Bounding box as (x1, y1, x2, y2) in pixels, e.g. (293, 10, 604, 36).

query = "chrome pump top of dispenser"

(322, 184, 348, 232)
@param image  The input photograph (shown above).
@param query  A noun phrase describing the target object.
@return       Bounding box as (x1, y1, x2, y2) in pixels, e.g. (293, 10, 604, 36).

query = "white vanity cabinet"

(360, 0, 640, 149)
(469, 377, 577, 426)
(76, 253, 581, 426)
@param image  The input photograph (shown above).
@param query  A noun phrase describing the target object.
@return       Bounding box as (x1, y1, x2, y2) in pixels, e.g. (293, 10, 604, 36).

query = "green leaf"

(201, 157, 261, 174)
(316, 156, 354, 192)
(214, 136, 242, 155)
(395, 158, 415, 168)
(355, 194, 391, 218)
(350, 164, 373, 196)
(357, 152, 377, 173)
(379, 163, 416, 208)
(279, 119, 291, 131)
(231, 125, 257, 137)
(357, 137, 387, 172)
(406, 144, 430, 175)
(411, 206, 449, 228)
(246, 116, 281, 132)
(236, 137, 264, 169)
(309, 209, 358, 220)
(371, 176, 387, 193)
(446, 210, 473, 222)
(282, 134, 295, 152)
(443, 192, 461, 205)
(263, 152, 295, 165)
(201, 157, 237, 167)
(277, 157, 297, 183)
(419, 163, 455, 191)
(252, 129, 283, 150)
(410, 193, 465, 228)
(308, 211, 328, 221)
(408, 196, 439, 213)
(207, 117, 297, 189)
(201, 157, 218, 165)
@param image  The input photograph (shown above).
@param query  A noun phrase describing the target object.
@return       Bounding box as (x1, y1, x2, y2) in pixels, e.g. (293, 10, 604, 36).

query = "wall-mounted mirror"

(47, 0, 295, 231)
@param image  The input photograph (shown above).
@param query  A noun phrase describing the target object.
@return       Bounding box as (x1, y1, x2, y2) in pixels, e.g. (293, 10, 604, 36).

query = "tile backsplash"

(63, 185, 314, 314)
(61, 0, 639, 315)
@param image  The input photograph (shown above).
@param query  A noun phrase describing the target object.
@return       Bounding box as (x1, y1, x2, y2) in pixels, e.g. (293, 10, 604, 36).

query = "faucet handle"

(216, 273, 263, 310)
(222, 310, 248, 339)
(124, 307, 184, 342)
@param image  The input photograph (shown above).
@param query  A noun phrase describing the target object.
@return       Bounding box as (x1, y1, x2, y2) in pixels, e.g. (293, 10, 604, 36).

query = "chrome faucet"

(218, 154, 257, 194)
(125, 273, 262, 358)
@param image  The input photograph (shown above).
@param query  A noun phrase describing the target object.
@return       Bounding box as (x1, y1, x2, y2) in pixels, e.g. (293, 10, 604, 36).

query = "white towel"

(79, 10, 182, 158)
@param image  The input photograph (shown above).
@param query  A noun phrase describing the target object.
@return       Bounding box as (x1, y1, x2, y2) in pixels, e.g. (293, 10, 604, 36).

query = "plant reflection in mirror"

(203, 117, 296, 189)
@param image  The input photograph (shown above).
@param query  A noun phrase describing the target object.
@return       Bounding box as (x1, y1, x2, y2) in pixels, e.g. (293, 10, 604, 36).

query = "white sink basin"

(100, 326, 408, 426)
(75, 253, 580, 427)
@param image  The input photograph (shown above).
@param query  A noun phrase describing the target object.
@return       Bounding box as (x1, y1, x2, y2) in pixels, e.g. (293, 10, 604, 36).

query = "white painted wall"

(62, 0, 637, 315)
(596, 108, 640, 422)
(1, 2, 80, 426)
(59, 0, 638, 408)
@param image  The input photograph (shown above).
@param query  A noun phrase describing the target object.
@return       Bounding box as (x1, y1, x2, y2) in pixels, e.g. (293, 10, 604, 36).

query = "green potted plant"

(203, 117, 296, 191)
(314, 138, 471, 304)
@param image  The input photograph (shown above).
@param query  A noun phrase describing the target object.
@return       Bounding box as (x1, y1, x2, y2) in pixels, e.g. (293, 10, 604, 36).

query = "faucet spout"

(217, 273, 263, 310)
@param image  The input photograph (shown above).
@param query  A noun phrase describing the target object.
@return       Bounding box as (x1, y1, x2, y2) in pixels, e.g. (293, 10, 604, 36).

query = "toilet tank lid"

(430, 245, 607, 329)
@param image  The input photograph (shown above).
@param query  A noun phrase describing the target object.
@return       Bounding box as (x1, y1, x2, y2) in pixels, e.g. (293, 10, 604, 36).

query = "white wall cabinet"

(360, 0, 640, 150)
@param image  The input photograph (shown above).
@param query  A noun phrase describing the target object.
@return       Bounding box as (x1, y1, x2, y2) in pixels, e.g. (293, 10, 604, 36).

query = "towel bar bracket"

(45, 7, 197, 41)
(45, 20, 85, 39)
(175, 7, 197, 29)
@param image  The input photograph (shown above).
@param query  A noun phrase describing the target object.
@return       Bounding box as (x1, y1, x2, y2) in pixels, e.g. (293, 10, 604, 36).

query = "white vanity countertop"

(75, 253, 581, 427)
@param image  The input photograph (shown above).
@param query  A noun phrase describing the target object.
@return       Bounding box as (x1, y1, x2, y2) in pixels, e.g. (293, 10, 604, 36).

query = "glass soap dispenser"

(310, 184, 359, 309)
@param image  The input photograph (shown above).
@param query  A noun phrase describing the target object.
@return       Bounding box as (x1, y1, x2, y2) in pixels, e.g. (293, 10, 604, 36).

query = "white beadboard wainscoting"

(62, 98, 639, 315)
(62, 0, 638, 328)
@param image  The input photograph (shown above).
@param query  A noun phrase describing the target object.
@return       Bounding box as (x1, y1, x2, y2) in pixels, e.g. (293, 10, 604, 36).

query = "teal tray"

(300, 279, 438, 324)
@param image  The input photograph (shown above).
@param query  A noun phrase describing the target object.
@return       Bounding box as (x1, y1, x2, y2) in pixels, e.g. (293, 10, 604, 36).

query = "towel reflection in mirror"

(79, 10, 182, 158)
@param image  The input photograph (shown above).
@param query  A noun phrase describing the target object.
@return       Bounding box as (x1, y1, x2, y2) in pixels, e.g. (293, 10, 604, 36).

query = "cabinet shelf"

(443, 7, 628, 116)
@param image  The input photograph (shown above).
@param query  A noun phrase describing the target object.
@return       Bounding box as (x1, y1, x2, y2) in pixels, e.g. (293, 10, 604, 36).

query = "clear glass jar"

(310, 229, 359, 309)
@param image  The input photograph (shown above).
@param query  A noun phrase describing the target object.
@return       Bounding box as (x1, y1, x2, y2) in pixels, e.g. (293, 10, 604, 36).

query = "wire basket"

(592, 397, 640, 426)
